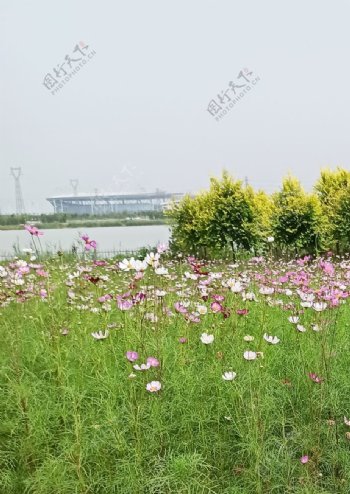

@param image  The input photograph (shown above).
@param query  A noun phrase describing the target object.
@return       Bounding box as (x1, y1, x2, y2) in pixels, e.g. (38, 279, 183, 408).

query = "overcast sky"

(1, 0, 350, 213)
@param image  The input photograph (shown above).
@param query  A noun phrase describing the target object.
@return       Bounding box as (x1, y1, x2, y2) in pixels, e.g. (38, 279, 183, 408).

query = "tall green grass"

(1, 255, 350, 493)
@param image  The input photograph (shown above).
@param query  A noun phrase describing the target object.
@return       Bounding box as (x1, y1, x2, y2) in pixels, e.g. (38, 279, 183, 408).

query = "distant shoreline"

(0, 219, 168, 231)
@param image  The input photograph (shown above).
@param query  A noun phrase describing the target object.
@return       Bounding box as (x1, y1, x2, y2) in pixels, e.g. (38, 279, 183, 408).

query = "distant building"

(46, 191, 184, 215)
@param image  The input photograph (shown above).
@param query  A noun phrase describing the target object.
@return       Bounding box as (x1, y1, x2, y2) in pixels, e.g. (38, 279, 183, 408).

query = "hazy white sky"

(1, 0, 350, 213)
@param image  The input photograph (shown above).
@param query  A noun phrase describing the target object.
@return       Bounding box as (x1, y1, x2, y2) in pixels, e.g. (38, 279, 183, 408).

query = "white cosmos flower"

(242, 292, 257, 302)
(285, 289, 293, 297)
(132, 259, 148, 272)
(133, 363, 151, 371)
(296, 324, 307, 333)
(118, 258, 135, 271)
(344, 416, 350, 426)
(0, 266, 7, 278)
(196, 305, 208, 315)
(313, 302, 327, 312)
(222, 371, 237, 381)
(231, 281, 244, 293)
(200, 333, 214, 344)
(312, 324, 321, 332)
(263, 333, 280, 344)
(267, 236, 274, 243)
(155, 289, 167, 297)
(146, 380, 162, 392)
(259, 286, 274, 295)
(298, 292, 315, 303)
(91, 330, 109, 340)
(300, 302, 312, 308)
(288, 316, 299, 324)
(145, 252, 160, 268)
(155, 266, 168, 275)
(243, 351, 257, 361)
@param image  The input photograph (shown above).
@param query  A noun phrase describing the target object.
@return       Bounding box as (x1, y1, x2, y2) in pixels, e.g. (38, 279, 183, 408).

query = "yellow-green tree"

(314, 167, 350, 250)
(272, 176, 325, 255)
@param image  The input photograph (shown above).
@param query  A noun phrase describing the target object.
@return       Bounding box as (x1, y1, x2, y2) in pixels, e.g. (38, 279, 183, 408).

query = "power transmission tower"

(70, 179, 79, 196)
(10, 167, 25, 214)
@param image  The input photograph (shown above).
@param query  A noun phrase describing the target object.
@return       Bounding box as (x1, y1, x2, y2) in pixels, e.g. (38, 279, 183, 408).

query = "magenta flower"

(24, 224, 43, 236)
(300, 455, 309, 464)
(308, 372, 323, 383)
(211, 301, 223, 313)
(212, 294, 225, 302)
(126, 351, 139, 362)
(117, 297, 133, 311)
(81, 234, 97, 250)
(174, 302, 188, 314)
(147, 356, 160, 367)
(236, 309, 249, 316)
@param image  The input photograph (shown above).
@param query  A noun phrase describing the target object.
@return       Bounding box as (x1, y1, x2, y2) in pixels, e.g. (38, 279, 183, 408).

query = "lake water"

(0, 225, 170, 258)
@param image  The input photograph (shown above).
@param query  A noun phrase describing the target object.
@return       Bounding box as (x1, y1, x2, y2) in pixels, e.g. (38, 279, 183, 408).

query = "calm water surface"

(0, 225, 170, 257)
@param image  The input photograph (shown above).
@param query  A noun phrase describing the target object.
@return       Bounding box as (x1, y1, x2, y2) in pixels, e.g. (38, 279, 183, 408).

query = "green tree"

(272, 176, 324, 255)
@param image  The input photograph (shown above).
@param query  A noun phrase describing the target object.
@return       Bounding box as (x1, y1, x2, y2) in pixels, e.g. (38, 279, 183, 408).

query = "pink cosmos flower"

(39, 289, 48, 298)
(179, 337, 188, 343)
(117, 297, 133, 310)
(157, 243, 168, 253)
(126, 351, 139, 362)
(147, 356, 160, 367)
(174, 302, 188, 314)
(236, 309, 249, 316)
(308, 372, 323, 383)
(300, 455, 309, 464)
(24, 224, 44, 236)
(212, 294, 225, 302)
(81, 234, 97, 250)
(211, 301, 223, 313)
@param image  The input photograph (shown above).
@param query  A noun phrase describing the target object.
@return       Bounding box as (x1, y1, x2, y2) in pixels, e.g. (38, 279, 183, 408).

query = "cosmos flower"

(296, 324, 307, 333)
(81, 234, 97, 250)
(200, 333, 214, 344)
(24, 224, 43, 236)
(117, 298, 133, 311)
(236, 309, 249, 316)
(179, 337, 188, 343)
(211, 301, 223, 313)
(91, 330, 109, 340)
(157, 243, 168, 253)
(288, 316, 299, 324)
(126, 351, 139, 362)
(243, 351, 257, 361)
(222, 371, 237, 381)
(300, 455, 309, 464)
(308, 372, 323, 383)
(267, 236, 274, 243)
(174, 302, 188, 314)
(133, 363, 151, 371)
(263, 333, 280, 344)
(313, 302, 327, 312)
(146, 381, 162, 392)
(259, 286, 274, 295)
(155, 266, 169, 275)
(146, 356, 160, 367)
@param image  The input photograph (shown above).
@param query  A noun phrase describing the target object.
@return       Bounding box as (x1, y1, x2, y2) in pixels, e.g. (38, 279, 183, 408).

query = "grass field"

(1, 249, 350, 493)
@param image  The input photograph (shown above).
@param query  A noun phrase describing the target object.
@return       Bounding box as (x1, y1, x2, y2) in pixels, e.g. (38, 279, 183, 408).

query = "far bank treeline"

(165, 168, 350, 258)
